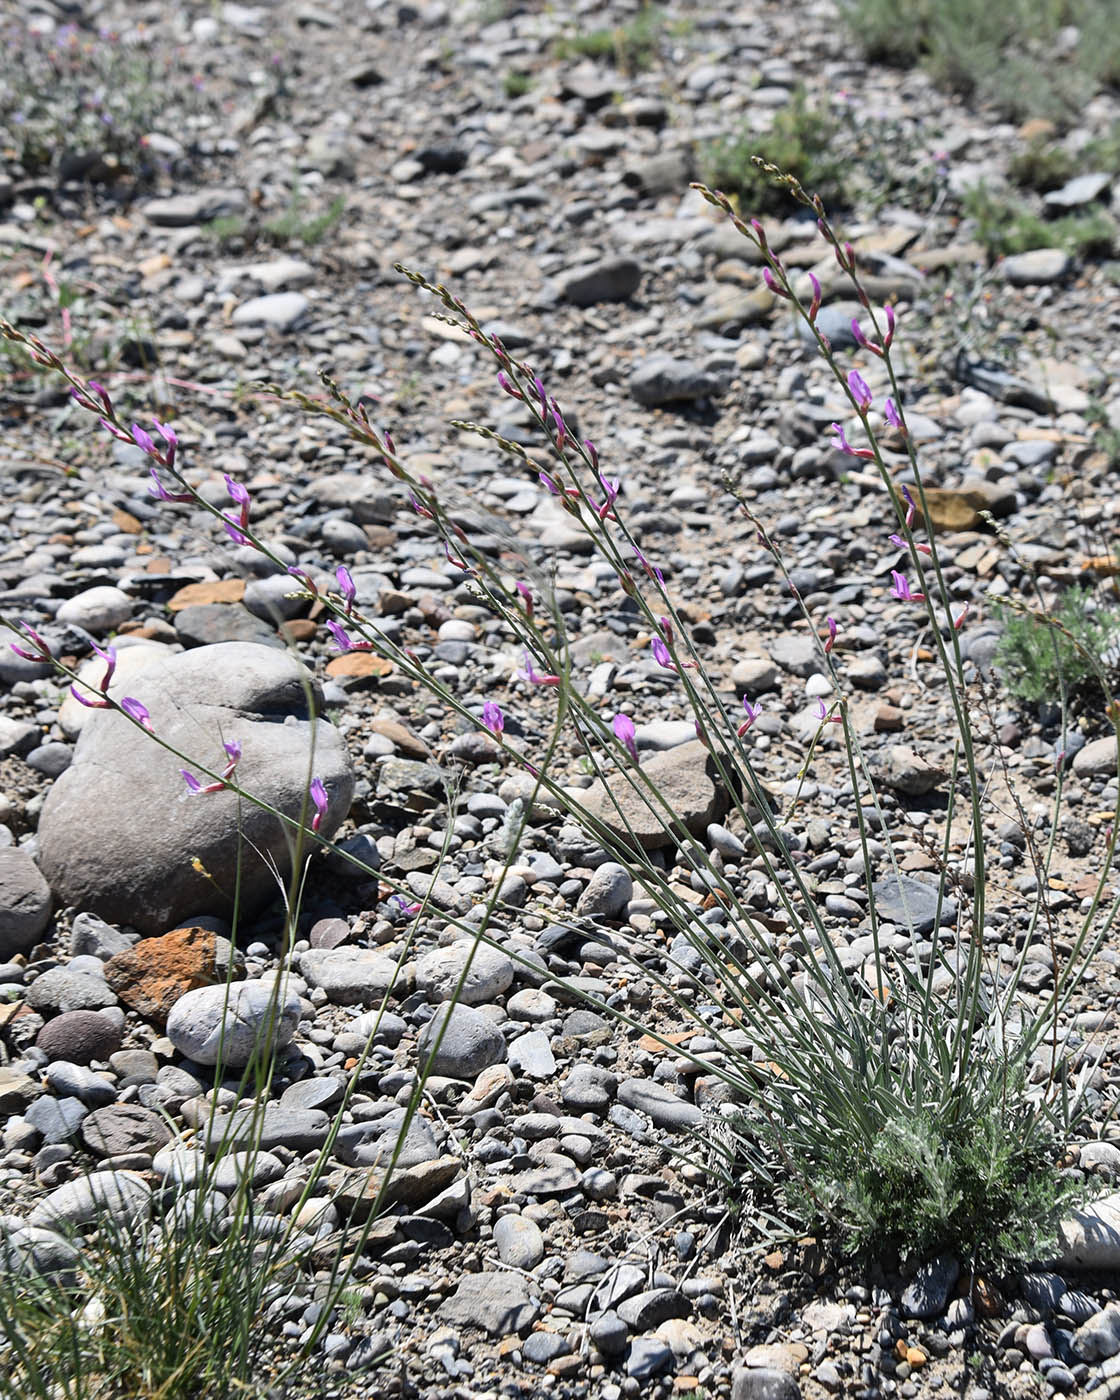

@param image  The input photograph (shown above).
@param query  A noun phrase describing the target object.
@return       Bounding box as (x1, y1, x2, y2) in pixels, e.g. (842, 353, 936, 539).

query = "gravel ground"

(3, 1, 1120, 1397)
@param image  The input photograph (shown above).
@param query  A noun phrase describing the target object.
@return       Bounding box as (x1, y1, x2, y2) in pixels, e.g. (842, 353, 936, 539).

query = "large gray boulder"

(37, 644, 354, 935)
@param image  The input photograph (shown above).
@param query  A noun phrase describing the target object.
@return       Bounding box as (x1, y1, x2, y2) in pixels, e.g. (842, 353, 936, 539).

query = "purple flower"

(737, 698, 761, 737)
(121, 697, 153, 731)
(514, 581, 534, 618)
(884, 398, 903, 431)
(829, 422, 874, 460)
(149, 469, 193, 504)
(309, 777, 328, 832)
(612, 712, 638, 762)
(336, 565, 356, 615)
(130, 423, 156, 456)
(324, 619, 372, 653)
(223, 474, 251, 545)
(901, 484, 916, 527)
(9, 623, 51, 662)
(595, 475, 620, 520)
(631, 546, 665, 587)
(518, 649, 561, 687)
(287, 565, 319, 598)
(954, 604, 970, 631)
(182, 737, 242, 795)
(851, 319, 872, 351)
(815, 699, 842, 725)
(496, 371, 523, 400)
(824, 617, 837, 654)
(807, 272, 822, 322)
(848, 370, 873, 412)
(890, 571, 925, 603)
(763, 266, 791, 300)
(151, 419, 177, 466)
(70, 684, 110, 710)
(481, 701, 504, 736)
(390, 893, 422, 915)
(651, 637, 675, 671)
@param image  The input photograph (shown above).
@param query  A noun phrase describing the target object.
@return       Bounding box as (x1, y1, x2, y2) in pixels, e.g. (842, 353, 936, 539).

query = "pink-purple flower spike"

(309, 777, 328, 832)
(612, 712, 638, 762)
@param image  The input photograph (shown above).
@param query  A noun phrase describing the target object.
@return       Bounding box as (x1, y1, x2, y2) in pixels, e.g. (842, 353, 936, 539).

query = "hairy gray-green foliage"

(994, 586, 1120, 709)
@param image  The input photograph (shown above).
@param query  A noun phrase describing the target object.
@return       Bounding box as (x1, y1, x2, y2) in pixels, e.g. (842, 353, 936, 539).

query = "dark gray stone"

(438, 1271, 540, 1337)
(901, 1254, 960, 1319)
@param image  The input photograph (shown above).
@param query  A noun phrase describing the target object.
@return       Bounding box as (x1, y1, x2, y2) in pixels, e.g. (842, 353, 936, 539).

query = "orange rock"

(103, 925, 236, 1028)
(168, 579, 245, 610)
(906, 1347, 927, 1368)
(279, 618, 318, 643)
(325, 652, 393, 680)
(368, 718, 430, 757)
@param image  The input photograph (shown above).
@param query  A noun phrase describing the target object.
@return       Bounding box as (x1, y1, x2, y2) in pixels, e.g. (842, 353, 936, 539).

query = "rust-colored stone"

(103, 925, 234, 1028)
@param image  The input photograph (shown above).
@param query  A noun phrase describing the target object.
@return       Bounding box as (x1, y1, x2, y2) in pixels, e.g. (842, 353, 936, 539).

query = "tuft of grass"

(994, 585, 1120, 710)
(701, 87, 849, 215)
(962, 184, 1117, 260)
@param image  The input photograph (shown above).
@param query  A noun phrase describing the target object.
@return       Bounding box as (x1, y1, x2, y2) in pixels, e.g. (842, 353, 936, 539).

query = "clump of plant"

(553, 3, 671, 74)
(502, 69, 533, 99)
(962, 184, 1116, 260)
(838, 0, 1120, 123)
(994, 584, 1120, 711)
(202, 192, 346, 251)
(701, 88, 849, 215)
(0, 20, 221, 193)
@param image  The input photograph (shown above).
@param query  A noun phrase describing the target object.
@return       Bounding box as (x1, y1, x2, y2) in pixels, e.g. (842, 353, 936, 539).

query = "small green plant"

(263, 191, 346, 248)
(701, 88, 848, 215)
(201, 214, 249, 247)
(994, 585, 1120, 710)
(962, 184, 1117, 260)
(553, 4, 667, 74)
(502, 69, 532, 99)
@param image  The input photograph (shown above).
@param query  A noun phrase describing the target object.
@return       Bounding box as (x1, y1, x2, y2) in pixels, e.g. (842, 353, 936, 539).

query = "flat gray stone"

(438, 1271, 540, 1337)
(1057, 1193, 1120, 1269)
(25, 967, 117, 1014)
(231, 292, 309, 329)
(297, 947, 401, 1006)
(629, 355, 721, 406)
(1073, 1305, 1120, 1362)
(901, 1254, 959, 1319)
(38, 644, 354, 935)
(493, 1213, 545, 1269)
(557, 257, 642, 306)
(870, 875, 956, 935)
(1002, 249, 1071, 286)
